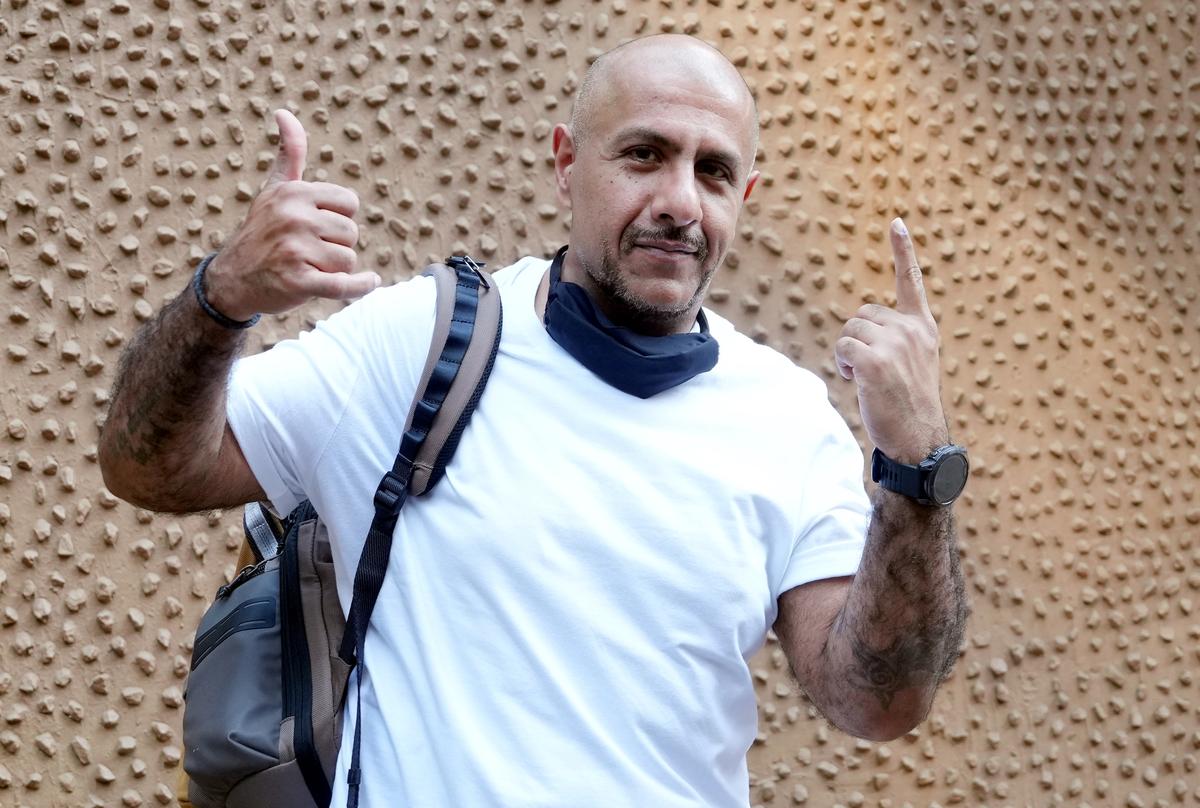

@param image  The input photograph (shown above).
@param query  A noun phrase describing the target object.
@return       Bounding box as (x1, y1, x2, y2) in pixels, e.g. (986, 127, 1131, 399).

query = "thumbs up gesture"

(202, 109, 380, 322)
(835, 219, 949, 464)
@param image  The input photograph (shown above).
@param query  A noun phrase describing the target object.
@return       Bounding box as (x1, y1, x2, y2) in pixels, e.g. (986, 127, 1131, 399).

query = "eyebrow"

(611, 126, 743, 176)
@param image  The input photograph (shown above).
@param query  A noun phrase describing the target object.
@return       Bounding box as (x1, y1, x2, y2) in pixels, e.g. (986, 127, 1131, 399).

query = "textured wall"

(0, 1, 1198, 807)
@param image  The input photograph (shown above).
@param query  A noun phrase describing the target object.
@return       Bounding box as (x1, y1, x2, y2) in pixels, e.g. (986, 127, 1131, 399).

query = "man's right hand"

(203, 109, 381, 322)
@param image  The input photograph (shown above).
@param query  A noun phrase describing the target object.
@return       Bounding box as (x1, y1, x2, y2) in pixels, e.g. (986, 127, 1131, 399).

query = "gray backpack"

(182, 257, 502, 808)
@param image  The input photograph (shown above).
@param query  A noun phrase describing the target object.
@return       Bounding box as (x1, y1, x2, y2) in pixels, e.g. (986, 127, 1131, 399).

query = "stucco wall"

(0, 0, 1197, 806)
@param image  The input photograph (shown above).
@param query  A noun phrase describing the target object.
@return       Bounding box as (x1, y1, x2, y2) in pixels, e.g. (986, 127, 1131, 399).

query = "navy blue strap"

(871, 447, 924, 500)
(192, 252, 262, 329)
(341, 266, 483, 808)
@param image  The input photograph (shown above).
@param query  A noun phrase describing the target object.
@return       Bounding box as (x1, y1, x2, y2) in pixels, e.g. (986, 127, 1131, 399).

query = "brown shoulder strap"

(406, 259, 502, 495)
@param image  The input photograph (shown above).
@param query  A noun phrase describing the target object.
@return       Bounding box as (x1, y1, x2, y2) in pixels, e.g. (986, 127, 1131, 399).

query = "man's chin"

(618, 279, 701, 319)
(592, 249, 709, 328)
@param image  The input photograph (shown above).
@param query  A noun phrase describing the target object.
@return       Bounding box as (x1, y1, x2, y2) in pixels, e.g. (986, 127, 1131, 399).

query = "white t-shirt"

(226, 256, 871, 808)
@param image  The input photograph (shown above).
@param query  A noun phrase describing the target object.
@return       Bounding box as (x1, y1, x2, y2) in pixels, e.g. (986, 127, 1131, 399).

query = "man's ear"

(743, 169, 761, 202)
(552, 123, 576, 209)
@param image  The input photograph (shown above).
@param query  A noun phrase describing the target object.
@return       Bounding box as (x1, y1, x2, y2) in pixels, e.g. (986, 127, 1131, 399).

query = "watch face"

(930, 452, 969, 505)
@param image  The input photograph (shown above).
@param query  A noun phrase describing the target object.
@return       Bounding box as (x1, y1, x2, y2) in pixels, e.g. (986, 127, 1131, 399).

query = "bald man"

(102, 35, 967, 808)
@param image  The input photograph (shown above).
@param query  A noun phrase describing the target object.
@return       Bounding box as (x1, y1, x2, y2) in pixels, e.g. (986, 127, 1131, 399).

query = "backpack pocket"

(184, 557, 285, 806)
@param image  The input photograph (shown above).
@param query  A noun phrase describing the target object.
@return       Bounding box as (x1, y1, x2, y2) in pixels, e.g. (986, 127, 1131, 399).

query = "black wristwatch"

(871, 445, 969, 507)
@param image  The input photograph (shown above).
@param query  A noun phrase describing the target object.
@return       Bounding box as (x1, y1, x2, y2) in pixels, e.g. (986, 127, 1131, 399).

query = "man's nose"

(650, 165, 702, 227)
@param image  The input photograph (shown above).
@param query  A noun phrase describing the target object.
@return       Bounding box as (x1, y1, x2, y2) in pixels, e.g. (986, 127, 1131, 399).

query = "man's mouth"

(633, 241, 699, 256)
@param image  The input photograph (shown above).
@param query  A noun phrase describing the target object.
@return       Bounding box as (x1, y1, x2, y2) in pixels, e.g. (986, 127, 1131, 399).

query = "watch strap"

(871, 447, 926, 502)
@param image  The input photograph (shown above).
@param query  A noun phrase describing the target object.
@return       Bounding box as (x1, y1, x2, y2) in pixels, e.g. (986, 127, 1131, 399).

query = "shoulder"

(334, 269, 437, 332)
(703, 305, 831, 410)
(489, 254, 550, 294)
(339, 255, 549, 354)
(343, 254, 546, 333)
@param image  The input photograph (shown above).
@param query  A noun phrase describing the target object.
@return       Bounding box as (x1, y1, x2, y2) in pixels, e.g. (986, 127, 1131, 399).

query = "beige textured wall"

(1, 1, 1198, 807)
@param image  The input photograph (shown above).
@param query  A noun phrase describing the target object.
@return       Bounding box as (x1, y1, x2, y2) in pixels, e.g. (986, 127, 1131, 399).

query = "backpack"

(181, 256, 503, 808)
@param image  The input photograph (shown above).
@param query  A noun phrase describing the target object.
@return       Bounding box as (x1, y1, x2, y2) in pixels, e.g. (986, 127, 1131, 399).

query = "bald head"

(549, 33, 763, 334)
(570, 35, 759, 159)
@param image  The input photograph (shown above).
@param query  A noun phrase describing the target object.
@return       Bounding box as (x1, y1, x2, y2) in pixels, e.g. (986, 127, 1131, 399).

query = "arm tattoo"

(831, 491, 969, 712)
(102, 279, 248, 509)
(846, 632, 941, 711)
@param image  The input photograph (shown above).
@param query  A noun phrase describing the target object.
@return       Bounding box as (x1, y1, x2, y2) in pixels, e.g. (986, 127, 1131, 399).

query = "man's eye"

(628, 147, 656, 161)
(699, 162, 731, 181)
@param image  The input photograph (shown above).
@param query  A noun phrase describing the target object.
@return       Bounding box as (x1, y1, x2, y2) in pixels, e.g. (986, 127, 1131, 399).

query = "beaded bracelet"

(192, 252, 261, 330)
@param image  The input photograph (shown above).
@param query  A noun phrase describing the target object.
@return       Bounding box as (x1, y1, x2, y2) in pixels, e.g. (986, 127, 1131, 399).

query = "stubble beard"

(584, 225, 714, 335)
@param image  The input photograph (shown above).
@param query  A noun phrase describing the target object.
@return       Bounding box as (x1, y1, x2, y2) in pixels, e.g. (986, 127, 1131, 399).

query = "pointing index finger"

(890, 217, 930, 317)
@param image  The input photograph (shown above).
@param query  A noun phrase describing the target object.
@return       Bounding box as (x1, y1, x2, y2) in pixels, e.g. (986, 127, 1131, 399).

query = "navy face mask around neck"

(543, 245, 719, 399)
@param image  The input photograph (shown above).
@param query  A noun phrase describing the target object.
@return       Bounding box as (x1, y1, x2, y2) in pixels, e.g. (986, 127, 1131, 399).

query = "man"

(100, 35, 967, 807)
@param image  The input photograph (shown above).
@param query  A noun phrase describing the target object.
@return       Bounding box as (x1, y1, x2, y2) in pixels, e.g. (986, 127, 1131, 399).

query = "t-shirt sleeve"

(225, 275, 436, 516)
(778, 386, 872, 594)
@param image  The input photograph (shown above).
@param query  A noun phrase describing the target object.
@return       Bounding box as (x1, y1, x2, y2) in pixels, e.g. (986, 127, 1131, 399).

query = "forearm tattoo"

(103, 281, 247, 506)
(833, 492, 968, 711)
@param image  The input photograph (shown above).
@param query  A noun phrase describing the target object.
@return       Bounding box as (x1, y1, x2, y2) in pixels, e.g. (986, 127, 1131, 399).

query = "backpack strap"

(406, 257, 504, 496)
(242, 501, 284, 563)
(338, 255, 502, 808)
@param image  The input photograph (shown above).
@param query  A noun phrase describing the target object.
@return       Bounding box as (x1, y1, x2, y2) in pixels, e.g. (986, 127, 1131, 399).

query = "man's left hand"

(834, 218, 948, 464)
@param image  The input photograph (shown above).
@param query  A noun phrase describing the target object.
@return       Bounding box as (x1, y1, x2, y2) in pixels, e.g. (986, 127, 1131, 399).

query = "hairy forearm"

(815, 490, 967, 739)
(99, 276, 247, 510)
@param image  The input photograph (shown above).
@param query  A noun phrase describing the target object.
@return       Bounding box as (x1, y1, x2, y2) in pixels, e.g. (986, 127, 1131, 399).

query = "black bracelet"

(192, 252, 261, 329)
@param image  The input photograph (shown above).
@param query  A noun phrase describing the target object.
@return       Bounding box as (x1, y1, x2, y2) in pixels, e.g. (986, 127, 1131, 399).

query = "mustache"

(620, 226, 708, 260)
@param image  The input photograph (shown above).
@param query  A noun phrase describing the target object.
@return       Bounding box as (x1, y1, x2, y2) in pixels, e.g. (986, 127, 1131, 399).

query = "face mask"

(543, 245, 719, 399)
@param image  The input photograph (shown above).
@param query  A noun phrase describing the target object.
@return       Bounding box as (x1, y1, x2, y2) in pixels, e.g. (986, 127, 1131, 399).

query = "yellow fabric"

(235, 539, 257, 571)
(177, 767, 193, 807)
